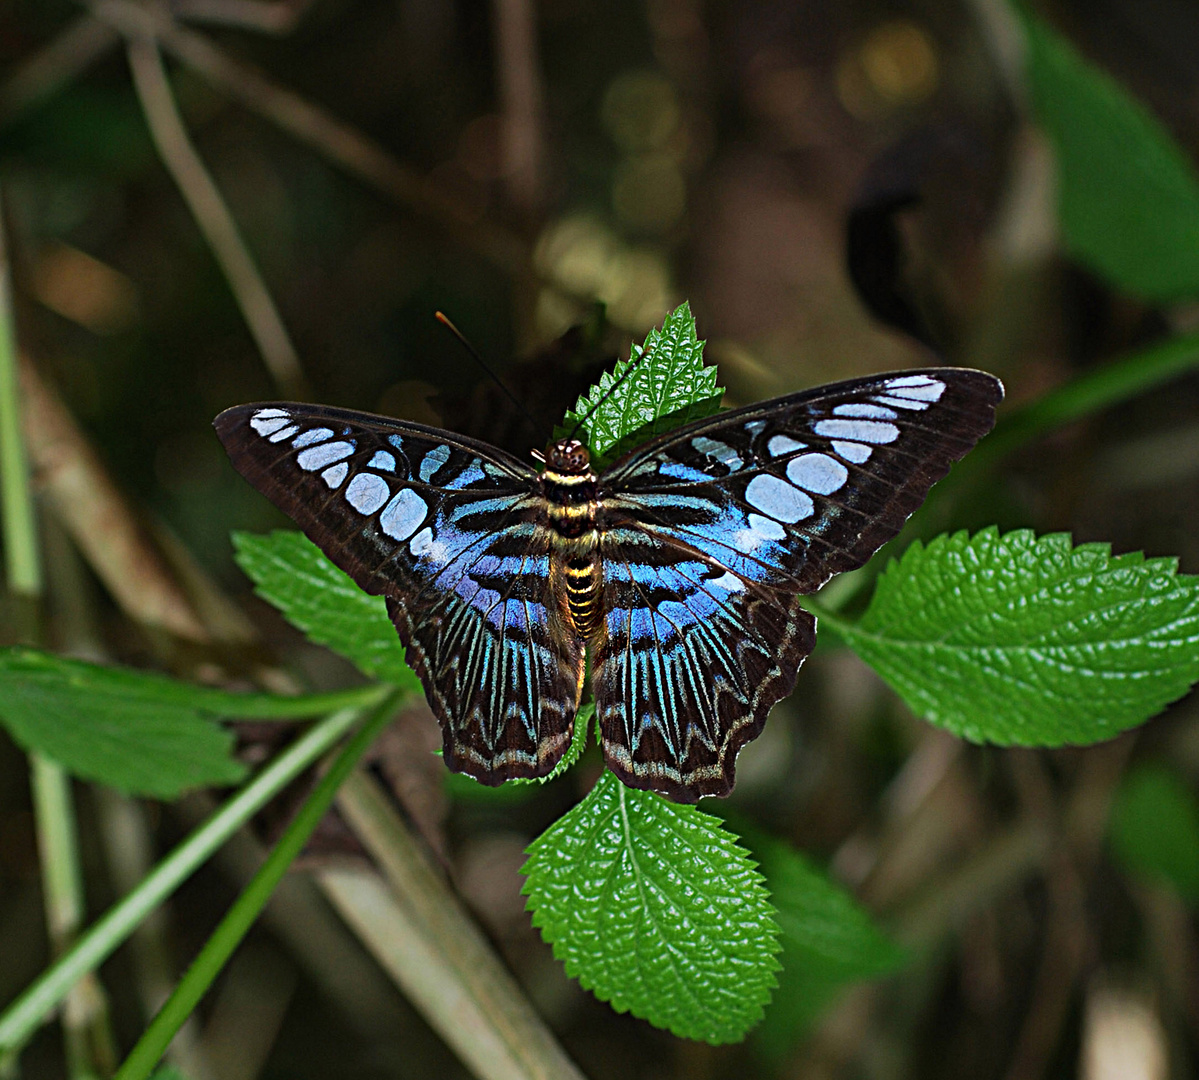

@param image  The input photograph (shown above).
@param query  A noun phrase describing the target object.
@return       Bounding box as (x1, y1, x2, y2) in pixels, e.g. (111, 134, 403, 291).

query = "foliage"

(1022, 9, 1199, 301)
(1110, 764, 1199, 906)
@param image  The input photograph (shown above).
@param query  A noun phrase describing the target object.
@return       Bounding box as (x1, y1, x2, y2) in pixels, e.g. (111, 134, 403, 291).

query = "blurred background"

(1, 0, 1198, 1078)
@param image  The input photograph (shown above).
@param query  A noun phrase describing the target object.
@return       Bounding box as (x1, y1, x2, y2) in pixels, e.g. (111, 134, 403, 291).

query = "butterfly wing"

(593, 367, 1003, 801)
(215, 403, 584, 783)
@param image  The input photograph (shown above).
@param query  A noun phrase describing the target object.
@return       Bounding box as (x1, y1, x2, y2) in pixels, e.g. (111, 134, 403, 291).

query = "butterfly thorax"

(541, 438, 603, 638)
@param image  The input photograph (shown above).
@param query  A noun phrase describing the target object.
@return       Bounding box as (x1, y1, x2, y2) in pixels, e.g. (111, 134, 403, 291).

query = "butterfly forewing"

(592, 368, 1001, 799)
(215, 403, 584, 783)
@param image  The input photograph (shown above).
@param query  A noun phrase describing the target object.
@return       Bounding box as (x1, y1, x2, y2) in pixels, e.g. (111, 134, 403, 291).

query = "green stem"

(0, 190, 40, 597)
(113, 691, 402, 1080)
(0, 700, 398, 1059)
(971, 331, 1199, 474)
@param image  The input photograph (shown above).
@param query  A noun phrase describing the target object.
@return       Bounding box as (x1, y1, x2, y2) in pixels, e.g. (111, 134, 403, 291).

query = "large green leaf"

(1110, 764, 1199, 906)
(0, 648, 244, 797)
(833, 529, 1199, 746)
(753, 836, 906, 1057)
(233, 530, 419, 690)
(522, 771, 781, 1043)
(1023, 11, 1199, 300)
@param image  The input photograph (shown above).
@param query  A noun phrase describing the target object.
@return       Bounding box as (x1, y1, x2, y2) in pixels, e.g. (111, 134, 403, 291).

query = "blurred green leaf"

(832, 529, 1199, 746)
(0, 648, 244, 797)
(522, 770, 781, 1044)
(562, 300, 721, 464)
(753, 835, 906, 1057)
(1110, 764, 1199, 905)
(233, 530, 419, 690)
(1023, 10, 1199, 300)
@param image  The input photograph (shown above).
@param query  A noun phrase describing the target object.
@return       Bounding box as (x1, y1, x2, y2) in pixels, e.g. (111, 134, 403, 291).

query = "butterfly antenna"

(435, 312, 542, 442)
(565, 340, 657, 444)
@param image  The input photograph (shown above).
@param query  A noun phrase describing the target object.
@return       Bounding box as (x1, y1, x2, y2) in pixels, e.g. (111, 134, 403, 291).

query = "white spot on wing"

(297, 440, 355, 471)
(745, 474, 814, 522)
(884, 376, 945, 401)
(832, 440, 872, 463)
(345, 473, 390, 515)
(708, 570, 744, 593)
(872, 393, 929, 411)
(292, 427, 333, 448)
(381, 488, 427, 541)
(268, 424, 300, 443)
(767, 434, 806, 457)
(787, 453, 848, 495)
(834, 403, 896, 420)
(321, 463, 348, 489)
(814, 418, 899, 444)
(369, 450, 396, 471)
(250, 409, 289, 436)
(747, 512, 786, 540)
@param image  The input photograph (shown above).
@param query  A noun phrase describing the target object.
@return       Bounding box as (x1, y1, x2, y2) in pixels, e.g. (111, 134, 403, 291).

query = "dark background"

(1, 1, 1198, 1078)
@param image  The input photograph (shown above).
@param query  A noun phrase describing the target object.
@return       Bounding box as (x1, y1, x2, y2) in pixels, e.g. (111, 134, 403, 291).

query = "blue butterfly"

(215, 367, 1001, 801)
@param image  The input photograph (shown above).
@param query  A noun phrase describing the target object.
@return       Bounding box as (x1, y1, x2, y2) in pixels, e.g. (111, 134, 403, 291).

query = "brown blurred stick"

(324, 770, 589, 1080)
(18, 353, 211, 643)
(86, 0, 532, 277)
(0, 16, 120, 127)
(126, 34, 307, 399)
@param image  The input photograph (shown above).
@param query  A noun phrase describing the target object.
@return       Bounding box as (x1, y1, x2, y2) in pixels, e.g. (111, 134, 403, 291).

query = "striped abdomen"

(542, 463, 602, 639)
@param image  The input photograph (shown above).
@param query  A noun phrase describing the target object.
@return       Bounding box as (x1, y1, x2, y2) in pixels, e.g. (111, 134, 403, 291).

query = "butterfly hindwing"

(592, 368, 1001, 798)
(214, 403, 584, 783)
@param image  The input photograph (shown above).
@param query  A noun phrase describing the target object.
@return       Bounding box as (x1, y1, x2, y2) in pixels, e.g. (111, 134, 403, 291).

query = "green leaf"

(1110, 764, 1199, 906)
(233, 530, 419, 690)
(1023, 11, 1199, 301)
(0, 648, 245, 797)
(832, 529, 1199, 746)
(521, 771, 781, 1044)
(562, 300, 721, 464)
(752, 835, 906, 1057)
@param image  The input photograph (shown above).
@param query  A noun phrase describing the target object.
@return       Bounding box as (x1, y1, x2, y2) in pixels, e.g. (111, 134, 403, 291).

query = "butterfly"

(215, 366, 1002, 802)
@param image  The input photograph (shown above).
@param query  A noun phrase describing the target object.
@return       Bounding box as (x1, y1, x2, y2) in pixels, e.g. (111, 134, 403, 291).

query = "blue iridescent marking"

(369, 450, 397, 471)
(420, 444, 451, 482)
(444, 459, 486, 489)
(767, 434, 805, 457)
(658, 460, 712, 483)
(321, 462, 349, 489)
(833, 440, 872, 463)
(691, 436, 743, 471)
(388, 434, 405, 451)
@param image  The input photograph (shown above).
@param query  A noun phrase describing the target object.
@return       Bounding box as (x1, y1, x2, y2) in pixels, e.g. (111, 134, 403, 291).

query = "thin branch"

(18, 353, 212, 642)
(125, 34, 306, 398)
(169, 0, 316, 35)
(492, 0, 547, 217)
(0, 16, 120, 129)
(324, 770, 589, 1080)
(88, 0, 531, 277)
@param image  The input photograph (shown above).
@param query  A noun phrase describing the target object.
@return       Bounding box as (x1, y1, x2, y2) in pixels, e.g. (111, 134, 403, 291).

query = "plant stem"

(0, 699, 397, 1060)
(112, 691, 402, 1080)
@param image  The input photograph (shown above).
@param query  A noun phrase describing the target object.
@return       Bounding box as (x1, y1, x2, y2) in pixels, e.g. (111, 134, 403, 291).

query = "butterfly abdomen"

(541, 451, 604, 638)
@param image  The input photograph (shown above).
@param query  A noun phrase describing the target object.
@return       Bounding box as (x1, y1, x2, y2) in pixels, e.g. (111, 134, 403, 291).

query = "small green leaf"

(0, 648, 245, 797)
(562, 301, 721, 463)
(833, 529, 1199, 746)
(521, 770, 781, 1043)
(752, 835, 906, 1057)
(1023, 11, 1199, 300)
(1110, 764, 1199, 906)
(233, 530, 419, 690)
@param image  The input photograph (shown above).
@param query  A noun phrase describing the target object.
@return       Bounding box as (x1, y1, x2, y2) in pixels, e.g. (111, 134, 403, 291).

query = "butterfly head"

(544, 438, 591, 476)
